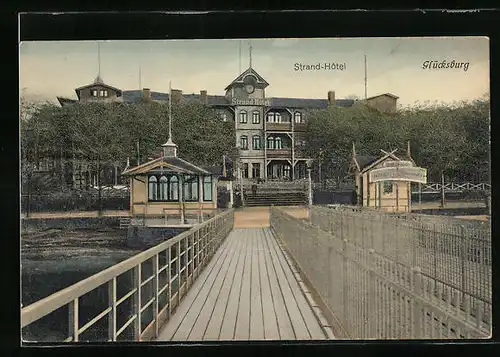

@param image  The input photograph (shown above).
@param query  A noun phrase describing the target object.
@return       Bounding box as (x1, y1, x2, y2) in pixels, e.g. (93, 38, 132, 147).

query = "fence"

(21, 209, 234, 342)
(411, 182, 491, 194)
(270, 206, 491, 339)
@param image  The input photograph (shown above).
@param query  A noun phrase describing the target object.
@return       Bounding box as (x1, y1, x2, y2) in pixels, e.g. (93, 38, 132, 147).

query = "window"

(296, 139, 307, 147)
(275, 112, 282, 123)
(241, 163, 249, 178)
(183, 175, 199, 201)
(239, 110, 248, 123)
(170, 176, 179, 200)
(294, 112, 303, 123)
(148, 176, 158, 200)
(267, 136, 275, 149)
(221, 112, 228, 122)
(252, 163, 261, 179)
(99, 90, 105, 97)
(383, 181, 393, 194)
(283, 165, 291, 179)
(159, 175, 168, 200)
(252, 135, 261, 150)
(148, 175, 180, 201)
(103, 90, 108, 97)
(252, 111, 260, 124)
(203, 176, 213, 201)
(275, 137, 283, 149)
(240, 135, 248, 150)
(92, 90, 98, 97)
(266, 112, 281, 123)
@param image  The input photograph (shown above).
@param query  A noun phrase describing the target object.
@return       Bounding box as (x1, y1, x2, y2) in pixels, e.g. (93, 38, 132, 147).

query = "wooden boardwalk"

(157, 227, 329, 341)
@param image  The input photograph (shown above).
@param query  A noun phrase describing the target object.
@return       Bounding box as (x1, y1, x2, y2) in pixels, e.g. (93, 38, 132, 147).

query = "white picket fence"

(411, 183, 490, 194)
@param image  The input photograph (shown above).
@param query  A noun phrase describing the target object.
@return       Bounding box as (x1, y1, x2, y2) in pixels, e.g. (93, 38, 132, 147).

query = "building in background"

(56, 66, 399, 183)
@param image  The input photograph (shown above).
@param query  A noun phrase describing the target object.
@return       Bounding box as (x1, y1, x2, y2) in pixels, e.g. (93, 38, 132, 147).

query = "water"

(21, 228, 142, 342)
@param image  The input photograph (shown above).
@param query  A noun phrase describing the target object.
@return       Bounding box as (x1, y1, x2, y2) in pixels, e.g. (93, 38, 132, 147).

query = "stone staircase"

(243, 187, 308, 207)
(119, 217, 131, 229)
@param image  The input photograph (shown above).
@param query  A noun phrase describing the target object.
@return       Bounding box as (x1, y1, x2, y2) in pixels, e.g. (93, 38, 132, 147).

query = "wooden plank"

(156, 232, 237, 341)
(261, 228, 296, 340)
(257, 228, 281, 340)
(188, 235, 243, 340)
(271, 235, 328, 340)
(263, 228, 311, 340)
(249, 229, 265, 340)
(203, 232, 246, 340)
(234, 228, 254, 340)
(170, 235, 239, 341)
(219, 229, 249, 340)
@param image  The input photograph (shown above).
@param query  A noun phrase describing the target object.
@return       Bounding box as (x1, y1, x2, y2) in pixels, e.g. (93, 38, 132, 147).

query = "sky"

(19, 37, 489, 107)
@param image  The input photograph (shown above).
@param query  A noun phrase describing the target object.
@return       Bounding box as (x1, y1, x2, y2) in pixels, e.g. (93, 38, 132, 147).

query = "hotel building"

(57, 67, 398, 183)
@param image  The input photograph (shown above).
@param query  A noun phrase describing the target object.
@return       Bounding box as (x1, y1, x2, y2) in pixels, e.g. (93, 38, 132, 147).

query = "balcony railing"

(294, 123, 307, 132)
(266, 122, 292, 131)
(266, 148, 292, 158)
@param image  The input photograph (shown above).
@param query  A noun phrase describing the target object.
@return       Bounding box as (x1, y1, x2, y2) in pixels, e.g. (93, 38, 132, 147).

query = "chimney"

(171, 89, 183, 104)
(327, 91, 336, 107)
(142, 88, 151, 101)
(200, 90, 208, 105)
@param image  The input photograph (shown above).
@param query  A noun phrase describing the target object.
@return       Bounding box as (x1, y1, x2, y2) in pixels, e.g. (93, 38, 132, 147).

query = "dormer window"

(92, 90, 98, 97)
(294, 112, 303, 123)
(103, 90, 108, 97)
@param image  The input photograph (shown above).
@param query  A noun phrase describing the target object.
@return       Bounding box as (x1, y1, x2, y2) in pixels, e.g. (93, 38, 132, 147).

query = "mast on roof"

(248, 40, 252, 69)
(162, 81, 178, 158)
(169, 81, 172, 141)
(139, 64, 142, 90)
(239, 40, 242, 74)
(98, 42, 101, 77)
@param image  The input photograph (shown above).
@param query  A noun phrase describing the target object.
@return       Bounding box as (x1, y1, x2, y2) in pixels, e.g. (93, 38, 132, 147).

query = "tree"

(305, 98, 490, 184)
(20, 98, 238, 213)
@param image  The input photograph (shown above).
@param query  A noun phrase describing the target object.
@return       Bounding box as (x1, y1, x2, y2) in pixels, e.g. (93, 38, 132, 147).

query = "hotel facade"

(57, 67, 398, 183)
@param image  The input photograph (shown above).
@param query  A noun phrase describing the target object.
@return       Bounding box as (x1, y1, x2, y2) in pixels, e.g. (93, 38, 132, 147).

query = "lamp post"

(238, 159, 245, 207)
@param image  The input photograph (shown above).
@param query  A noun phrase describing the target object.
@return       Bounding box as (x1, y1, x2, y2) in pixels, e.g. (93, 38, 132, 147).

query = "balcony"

(267, 148, 292, 159)
(294, 122, 307, 132)
(266, 122, 292, 131)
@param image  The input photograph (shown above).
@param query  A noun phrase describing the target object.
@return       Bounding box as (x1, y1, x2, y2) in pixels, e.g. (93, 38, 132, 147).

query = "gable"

(75, 83, 123, 99)
(225, 67, 269, 90)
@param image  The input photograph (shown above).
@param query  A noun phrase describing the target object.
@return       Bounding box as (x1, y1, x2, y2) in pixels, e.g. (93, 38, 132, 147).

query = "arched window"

(252, 135, 261, 150)
(294, 112, 302, 123)
(275, 112, 282, 123)
(183, 175, 199, 202)
(203, 176, 213, 201)
(239, 110, 248, 123)
(267, 136, 275, 149)
(148, 176, 158, 200)
(240, 135, 248, 150)
(170, 175, 179, 200)
(159, 175, 168, 200)
(266, 112, 275, 123)
(252, 111, 260, 124)
(275, 137, 283, 149)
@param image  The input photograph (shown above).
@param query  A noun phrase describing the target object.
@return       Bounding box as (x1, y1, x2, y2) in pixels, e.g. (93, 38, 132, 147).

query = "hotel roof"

(120, 90, 355, 109)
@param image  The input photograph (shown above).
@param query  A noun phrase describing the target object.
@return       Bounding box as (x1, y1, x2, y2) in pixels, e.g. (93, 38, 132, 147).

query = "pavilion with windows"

(122, 138, 217, 227)
(350, 142, 427, 213)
